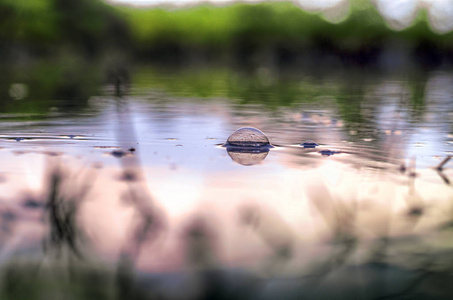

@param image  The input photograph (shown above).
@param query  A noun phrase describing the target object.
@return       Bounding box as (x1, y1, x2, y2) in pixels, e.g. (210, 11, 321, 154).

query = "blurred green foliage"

(1, 0, 452, 64)
(121, 1, 383, 49)
(0, 0, 451, 118)
(118, 0, 453, 62)
(0, 0, 129, 57)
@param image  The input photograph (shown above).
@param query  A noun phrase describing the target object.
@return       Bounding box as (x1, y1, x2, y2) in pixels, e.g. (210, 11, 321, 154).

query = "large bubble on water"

(226, 127, 270, 148)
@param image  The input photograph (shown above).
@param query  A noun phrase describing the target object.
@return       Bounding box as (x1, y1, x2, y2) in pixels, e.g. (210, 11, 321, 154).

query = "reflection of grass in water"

(131, 64, 437, 135)
(132, 66, 344, 107)
(0, 57, 104, 116)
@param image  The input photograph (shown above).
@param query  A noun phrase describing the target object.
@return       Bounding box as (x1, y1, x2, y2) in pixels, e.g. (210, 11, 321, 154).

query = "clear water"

(0, 65, 452, 299)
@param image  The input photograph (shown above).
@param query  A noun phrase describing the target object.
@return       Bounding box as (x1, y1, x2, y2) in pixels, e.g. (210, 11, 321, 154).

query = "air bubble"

(226, 127, 270, 148)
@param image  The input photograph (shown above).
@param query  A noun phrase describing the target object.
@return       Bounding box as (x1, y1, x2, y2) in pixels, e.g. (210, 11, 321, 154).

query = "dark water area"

(0, 63, 453, 299)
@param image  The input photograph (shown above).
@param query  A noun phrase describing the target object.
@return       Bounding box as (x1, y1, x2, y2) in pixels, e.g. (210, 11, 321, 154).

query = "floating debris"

(23, 199, 45, 209)
(300, 140, 319, 148)
(435, 155, 452, 171)
(319, 149, 341, 156)
(111, 150, 128, 158)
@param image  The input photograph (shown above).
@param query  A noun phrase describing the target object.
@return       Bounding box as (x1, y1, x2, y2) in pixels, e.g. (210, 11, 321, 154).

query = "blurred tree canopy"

(0, 0, 130, 59)
(0, 0, 453, 67)
(118, 0, 453, 67)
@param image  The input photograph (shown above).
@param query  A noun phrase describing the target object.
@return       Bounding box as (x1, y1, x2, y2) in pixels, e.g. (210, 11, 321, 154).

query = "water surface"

(1, 65, 452, 299)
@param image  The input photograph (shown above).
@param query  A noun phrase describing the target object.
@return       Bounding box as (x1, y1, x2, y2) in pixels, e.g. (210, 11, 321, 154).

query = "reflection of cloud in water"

(1, 143, 453, 281)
